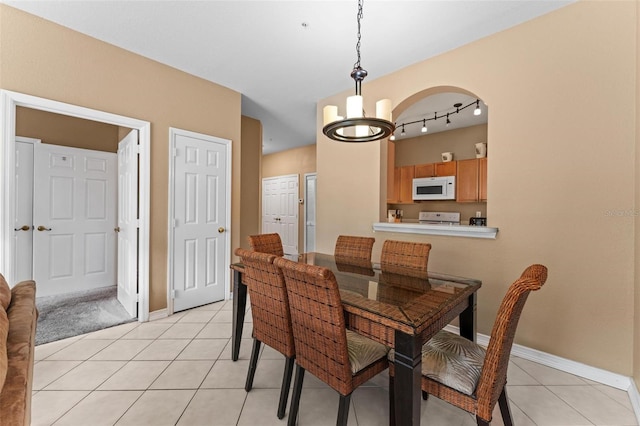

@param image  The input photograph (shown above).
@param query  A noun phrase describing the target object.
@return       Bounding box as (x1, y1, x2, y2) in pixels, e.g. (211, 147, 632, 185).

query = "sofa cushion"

(0, 274, 11, 311)
(0, 280, 37, 426)
(0, 307, 9, 394)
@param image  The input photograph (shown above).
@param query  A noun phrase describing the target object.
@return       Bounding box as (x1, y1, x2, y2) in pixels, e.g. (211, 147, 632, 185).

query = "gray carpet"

(36, 286, 136, 345)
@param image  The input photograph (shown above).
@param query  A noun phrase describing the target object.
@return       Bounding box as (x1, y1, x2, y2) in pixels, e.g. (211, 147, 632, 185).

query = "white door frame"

(303, 172, 317, 253)
(13, 136, 40, 283)
(0, 90, 151, 322)
(166, 127, 232, 315)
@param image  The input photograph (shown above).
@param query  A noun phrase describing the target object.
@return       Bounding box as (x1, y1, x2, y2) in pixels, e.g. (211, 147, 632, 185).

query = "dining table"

(229, 252, 482, 426)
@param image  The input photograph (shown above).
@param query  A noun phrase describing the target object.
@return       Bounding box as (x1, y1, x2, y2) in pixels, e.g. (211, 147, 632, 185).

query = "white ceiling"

(3, 0, 573, 154)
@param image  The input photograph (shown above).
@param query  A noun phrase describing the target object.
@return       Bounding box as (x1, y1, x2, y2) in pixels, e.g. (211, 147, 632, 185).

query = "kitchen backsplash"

(387, 201, 486, 225)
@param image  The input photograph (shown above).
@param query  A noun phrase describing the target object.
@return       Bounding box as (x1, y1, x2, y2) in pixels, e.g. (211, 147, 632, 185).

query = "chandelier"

(322, 0, 395, 143)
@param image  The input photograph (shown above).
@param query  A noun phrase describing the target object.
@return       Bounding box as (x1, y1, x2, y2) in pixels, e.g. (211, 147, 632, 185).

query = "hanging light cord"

(353, 0, 364, 70)
(350, 0, 368, 97)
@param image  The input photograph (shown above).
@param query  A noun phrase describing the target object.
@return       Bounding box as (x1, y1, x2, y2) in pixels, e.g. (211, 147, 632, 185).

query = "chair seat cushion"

(346, 330, 389, 375)
(422, 330, 485, 395)
(389, 330, 485, 396)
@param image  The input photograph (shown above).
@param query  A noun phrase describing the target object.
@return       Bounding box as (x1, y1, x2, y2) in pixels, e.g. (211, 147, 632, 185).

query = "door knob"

(37, 226, 52, 231)
(114, 227, 121, 233)
(218, 227, 225, 233)
(14, 225, 30, 231)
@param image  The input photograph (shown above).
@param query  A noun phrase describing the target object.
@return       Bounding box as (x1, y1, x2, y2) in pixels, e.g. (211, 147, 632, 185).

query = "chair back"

(274, 257, 353, 395)
(334, 235, 375, 262)
(248, 233, 284, 257)
(474, 264, 548, 420)
(335, 257, 375, 276)
(380, 240, 431, 278)
(234, 248, 294, 358)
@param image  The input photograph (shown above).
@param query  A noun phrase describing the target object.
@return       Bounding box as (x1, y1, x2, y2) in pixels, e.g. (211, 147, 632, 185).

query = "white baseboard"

(445, 323, 640, 424)
(443, 325, 632, 391)
(148, 308, 168, 322)
(629, 380, 640, 423)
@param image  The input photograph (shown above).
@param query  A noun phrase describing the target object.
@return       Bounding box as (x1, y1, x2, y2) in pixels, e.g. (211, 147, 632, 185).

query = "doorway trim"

(303, 173, 317, 253)
(0, 90, 151, 321)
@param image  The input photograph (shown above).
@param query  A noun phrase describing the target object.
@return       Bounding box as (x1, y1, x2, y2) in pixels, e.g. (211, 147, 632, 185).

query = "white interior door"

(13, 139, 35, 283)
(262, 178, 280, 236)
(117, 130, 139, 317)
(171, 129, 229, 312)
(262, 174, 298, 255)
(304, 173, 317, 253)
(33, 144, 117, 297)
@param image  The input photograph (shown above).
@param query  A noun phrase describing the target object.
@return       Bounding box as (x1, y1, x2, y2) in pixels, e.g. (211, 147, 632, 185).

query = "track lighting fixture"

(389, 98, 483, 139)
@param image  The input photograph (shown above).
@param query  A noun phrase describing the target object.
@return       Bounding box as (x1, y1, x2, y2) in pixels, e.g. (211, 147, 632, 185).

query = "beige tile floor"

(32, 300, 638, 426)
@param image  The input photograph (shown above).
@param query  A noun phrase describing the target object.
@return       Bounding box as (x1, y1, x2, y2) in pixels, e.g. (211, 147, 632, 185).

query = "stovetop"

(418, 211, 460, 225)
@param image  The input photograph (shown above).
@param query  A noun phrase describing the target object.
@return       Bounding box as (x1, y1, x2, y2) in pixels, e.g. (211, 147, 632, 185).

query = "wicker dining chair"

(334, 256, 375, 276)
(334, 235, 375, 262)
(248, 233, 284, 257)
(380, 239, 431, 278)
(388, 264, 548, 426)
(273, 257, 390, 426)
(234, 248, 295, 420)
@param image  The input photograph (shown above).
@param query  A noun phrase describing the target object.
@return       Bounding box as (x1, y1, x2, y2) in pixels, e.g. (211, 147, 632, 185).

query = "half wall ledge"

(372, 222, 498, 239)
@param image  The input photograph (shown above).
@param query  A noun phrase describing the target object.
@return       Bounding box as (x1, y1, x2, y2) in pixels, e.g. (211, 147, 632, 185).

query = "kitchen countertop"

(372, 221, 498, 239)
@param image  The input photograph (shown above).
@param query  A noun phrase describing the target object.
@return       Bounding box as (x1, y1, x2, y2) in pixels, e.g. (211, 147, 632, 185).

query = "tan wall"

(16, 106, 120, 152)
(0, 5, 242, 312)
(239, 116, 262, 253)
(318, 1, 637, 375)
(262, 144, 317, 253)
(395, 123, 487, 166)
(635, 0, 640, 392)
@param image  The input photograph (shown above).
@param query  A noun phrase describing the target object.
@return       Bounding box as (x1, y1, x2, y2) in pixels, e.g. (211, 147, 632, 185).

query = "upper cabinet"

(414, 163, 434, 178)
(435, 161, 456, 177)
(398, 165, 415, 203)
(479, 157, 487, 201)
(414, 161, 456, 178)
(387, 141, 397, 203)
(389, 159, 486, 204)
(456, 158, 487, 202)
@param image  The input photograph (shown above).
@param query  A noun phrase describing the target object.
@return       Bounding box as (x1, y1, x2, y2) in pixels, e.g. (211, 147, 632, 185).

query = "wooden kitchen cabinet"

(398, 165, 415, 203)
(414, 161, 456, 178)
(456, 158, 487, 202)
(414, 163, 435, 178)
(479, 157, 487, 201)
(435, 161, 457, 177)
(387, 141, 397, 202)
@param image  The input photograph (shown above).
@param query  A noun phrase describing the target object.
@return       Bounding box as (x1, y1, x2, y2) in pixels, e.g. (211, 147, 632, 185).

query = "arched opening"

(386, 86, 489, 226)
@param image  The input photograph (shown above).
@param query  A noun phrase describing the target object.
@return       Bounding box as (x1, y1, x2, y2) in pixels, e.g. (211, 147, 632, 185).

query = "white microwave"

(412, 176, 456, 200)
